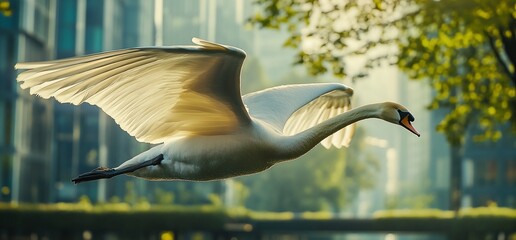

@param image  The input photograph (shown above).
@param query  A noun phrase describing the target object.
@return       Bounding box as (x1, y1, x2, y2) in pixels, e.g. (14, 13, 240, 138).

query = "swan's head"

(381, 102, 420, 137)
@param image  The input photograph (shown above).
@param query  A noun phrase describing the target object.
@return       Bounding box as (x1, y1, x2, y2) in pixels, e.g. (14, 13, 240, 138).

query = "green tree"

(251, 0, 515, 143)
(251, 0, 516, 212)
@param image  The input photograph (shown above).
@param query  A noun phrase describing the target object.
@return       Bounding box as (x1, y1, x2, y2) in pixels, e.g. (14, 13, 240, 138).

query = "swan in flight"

(15, 38, 420, 184)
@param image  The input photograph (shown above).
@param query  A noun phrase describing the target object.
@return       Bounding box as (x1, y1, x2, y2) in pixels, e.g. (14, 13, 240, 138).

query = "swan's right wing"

(16, 38, 250, 144)
(243, 83, 355, 148)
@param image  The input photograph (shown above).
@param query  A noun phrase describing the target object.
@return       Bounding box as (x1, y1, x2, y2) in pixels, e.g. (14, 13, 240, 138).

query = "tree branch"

(498, 26, 516, 86)
(486, 31, 515, 86)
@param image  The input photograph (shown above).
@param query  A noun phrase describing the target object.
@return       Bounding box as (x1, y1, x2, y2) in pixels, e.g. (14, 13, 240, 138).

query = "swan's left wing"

(284, 90, 355, 148)
(243, 83, 355, 148)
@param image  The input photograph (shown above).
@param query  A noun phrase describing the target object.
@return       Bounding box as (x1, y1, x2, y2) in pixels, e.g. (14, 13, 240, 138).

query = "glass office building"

(462, 124, 516, 207)
(0, 0, 55, 203)
(0, 0, 155, 203)
(51, 0, 156, 202)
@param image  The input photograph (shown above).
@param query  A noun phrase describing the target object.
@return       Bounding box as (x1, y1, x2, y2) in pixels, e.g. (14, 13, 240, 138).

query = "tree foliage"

(0, 1, 12, 17)
(250, 0, 516, 145)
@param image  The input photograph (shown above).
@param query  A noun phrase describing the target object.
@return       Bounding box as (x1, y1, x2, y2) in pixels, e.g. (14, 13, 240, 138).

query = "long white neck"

(277, 103, 383, 160)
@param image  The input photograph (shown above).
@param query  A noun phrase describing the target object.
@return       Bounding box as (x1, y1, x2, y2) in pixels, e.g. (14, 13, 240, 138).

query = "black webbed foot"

(71, 154, 164, 184)
(72, 167, 117, 184)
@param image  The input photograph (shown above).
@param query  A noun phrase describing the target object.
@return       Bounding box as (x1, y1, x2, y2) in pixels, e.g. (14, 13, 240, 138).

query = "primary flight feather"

(15, 38, 420, 183)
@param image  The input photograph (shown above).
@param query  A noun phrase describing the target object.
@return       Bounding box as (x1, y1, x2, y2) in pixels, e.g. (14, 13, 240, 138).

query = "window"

(85, 0, 104, 53)
(0, 101, 13, 147)
(0, 34, 15, 92)
(507, 160, 516, 186)
(56, 0, 77, 58)
(474, 159, 498, 186)
(0, 102, 4, 146)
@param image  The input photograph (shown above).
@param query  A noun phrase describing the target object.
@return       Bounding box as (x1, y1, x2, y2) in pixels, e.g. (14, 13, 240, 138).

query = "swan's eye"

(397, 110, 415, 122)
(397, 109, 409, 121)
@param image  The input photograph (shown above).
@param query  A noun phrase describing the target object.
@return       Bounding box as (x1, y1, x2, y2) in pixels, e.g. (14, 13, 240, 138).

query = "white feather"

(16, 40, 249, 144)
(280, 90, 354, 149)
(16, 38, 420, 183)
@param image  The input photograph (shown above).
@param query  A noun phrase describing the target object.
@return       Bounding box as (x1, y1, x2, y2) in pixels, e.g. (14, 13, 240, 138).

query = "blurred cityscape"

(0, 0, 515, 239)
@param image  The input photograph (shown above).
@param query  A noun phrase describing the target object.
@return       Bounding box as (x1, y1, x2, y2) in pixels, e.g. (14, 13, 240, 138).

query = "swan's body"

(15, 38, 420, 183)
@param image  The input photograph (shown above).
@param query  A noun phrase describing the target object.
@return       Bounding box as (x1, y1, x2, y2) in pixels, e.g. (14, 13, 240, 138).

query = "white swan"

(15, 38, 420, 183)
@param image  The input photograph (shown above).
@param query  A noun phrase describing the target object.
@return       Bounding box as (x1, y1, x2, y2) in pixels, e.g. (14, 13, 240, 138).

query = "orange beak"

(400, 116, 420, 137)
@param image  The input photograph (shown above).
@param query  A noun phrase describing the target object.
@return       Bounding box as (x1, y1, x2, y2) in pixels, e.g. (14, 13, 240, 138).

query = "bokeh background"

(0, 0, 514, 240)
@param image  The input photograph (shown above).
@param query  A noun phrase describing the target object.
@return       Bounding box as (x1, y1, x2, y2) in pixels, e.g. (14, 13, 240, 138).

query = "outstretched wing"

(243, 83, 355, 148)
(16, 38, 250, 144)
(284, 90, 355, 148)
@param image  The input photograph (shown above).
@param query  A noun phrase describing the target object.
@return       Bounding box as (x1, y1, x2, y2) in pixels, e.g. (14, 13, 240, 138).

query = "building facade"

(1, 0, 55, 203)
(463, 124, 516, 207)
(52, 0, 158, 202)
(0, 0, 157, 203)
